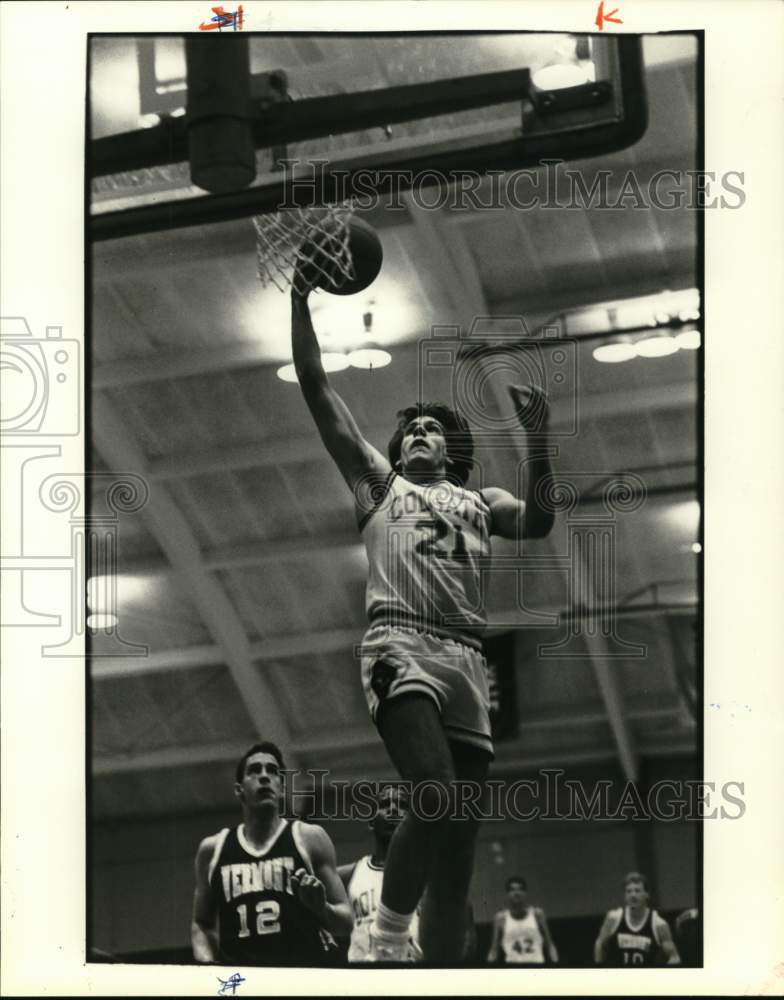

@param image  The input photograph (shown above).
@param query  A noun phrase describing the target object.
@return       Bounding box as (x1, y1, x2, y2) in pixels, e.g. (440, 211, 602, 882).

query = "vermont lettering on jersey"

(220, 857, 296, 902)
(617, 932, 652, 952)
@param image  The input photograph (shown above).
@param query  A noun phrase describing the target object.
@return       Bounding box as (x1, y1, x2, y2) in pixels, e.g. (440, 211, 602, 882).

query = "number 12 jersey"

(207, 820, 332, 966)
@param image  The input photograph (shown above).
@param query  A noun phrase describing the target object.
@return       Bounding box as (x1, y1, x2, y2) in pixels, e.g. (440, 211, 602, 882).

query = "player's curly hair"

(387, 402, 474, 487)
(506, 876, 528, 891)
(235, 741, 286, 782)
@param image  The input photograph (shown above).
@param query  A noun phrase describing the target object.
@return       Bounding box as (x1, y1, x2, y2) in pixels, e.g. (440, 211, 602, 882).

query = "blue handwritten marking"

(199, 5, 244, 30)
(217, 972, 246, 996)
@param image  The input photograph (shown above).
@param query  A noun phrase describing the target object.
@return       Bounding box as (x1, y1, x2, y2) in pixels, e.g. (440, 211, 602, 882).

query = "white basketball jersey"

(502, 909, 545, 964)
(346, 855, 419, 962)
(360, 473, 491, 641)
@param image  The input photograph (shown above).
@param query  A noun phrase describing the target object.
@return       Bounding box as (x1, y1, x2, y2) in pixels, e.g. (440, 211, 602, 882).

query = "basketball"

(309, 217, 383, 296)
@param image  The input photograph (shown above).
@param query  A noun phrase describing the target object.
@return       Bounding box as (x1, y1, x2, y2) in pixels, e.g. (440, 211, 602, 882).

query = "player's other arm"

(482, 385, 555, 540)
(593, 908, 621, 964)
(653, 914, 681, 965)
(337, 861, 357, 889)
(534, 907, 559, 964)
(486, 912, 504, 963)
(291, 824, 354, 938)
(291, 289, 389, 491)
(191, 836, 220, 963)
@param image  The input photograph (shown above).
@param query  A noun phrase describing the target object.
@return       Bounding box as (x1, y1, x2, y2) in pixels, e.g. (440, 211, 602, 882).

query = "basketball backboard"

(89, 33, 647, 240)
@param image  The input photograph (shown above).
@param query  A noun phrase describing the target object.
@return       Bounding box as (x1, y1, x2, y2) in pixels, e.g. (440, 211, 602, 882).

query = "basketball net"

(252, 202, 357, 294)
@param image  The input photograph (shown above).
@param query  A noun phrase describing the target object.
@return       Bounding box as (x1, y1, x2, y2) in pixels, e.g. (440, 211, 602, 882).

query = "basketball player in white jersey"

(486, 876, 559, 965)
(594, 871, 680, 966)
(191, 742, 352, 965)
(291, 281, 556, 961)
(338, 785, 421, 962)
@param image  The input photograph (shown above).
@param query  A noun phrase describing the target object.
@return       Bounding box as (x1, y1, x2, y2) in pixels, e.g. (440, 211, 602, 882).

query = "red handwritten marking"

(595, 1, 623, 30)
(199, 5, 244, 31)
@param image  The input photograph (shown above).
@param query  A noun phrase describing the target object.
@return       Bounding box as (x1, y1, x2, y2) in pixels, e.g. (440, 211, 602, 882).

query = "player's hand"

(507, 383, 550, 431)
(290, 867, 327, 914)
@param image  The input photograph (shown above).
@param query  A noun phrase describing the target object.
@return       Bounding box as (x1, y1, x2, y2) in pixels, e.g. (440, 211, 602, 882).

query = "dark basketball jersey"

(675, 908, 700, 965)
(208, 820, 332, 966)
(606, 907, 662, 967)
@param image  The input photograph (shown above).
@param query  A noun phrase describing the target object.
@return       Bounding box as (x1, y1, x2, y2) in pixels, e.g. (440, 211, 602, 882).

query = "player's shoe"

(405, 937, 424, 962)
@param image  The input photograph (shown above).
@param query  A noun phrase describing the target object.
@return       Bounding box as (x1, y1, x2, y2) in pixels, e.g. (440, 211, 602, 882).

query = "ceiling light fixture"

(321, 352, 350, 373)
(532, 62, 591, 90)
(348, 348, 392, 370)
(675, 329, 701, 350)
(634, 335, 680, 358)
(531, 35, 592, 90)
(277, 353, 349, 382)
(592, 342, 637, 364)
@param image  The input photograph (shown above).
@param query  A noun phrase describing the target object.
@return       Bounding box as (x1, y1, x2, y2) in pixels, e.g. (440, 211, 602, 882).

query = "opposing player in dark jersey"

(191, 742, 352, 966)
(674, 906, 700, 966)
(486, 876, 558, 965)
(337, 784, 421, 962)
(594, 871, 680, 967)
(291, 280, 556, 961)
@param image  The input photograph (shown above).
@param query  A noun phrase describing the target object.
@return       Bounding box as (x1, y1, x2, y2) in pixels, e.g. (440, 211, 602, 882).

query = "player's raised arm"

(290, 286, 389, 492)
(511, 384, 556, 538)
(191, 836, 220, 963)
(481, 384, 556, 541)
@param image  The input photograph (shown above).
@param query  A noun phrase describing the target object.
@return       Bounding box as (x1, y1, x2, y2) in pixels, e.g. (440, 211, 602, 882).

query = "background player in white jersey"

(486, 876, 559, 965)
(191, 742, 352, 965)
(291, 282, 555, 961)
(594, 871, 680, 966)
(338, 784, 421, 962)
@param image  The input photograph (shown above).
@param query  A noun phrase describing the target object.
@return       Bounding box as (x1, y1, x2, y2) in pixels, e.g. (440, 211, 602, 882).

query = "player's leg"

(372, 691, 456, 956)
(418, 739, 490, 961)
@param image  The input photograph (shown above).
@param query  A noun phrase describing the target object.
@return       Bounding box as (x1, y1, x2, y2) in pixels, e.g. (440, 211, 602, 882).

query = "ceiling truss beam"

(92, 395, 298, 762)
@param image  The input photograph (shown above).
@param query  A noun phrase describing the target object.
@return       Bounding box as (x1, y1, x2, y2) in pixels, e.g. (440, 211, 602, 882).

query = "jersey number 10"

(237, 900, 281, 937)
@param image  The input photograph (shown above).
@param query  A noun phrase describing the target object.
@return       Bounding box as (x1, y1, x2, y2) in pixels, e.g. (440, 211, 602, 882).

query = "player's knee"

(409, 772, 456, 825)
(452, 776, 486, 822)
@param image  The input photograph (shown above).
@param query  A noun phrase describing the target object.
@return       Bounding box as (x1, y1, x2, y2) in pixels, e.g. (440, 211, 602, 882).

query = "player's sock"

(369, 902, 414, 960)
